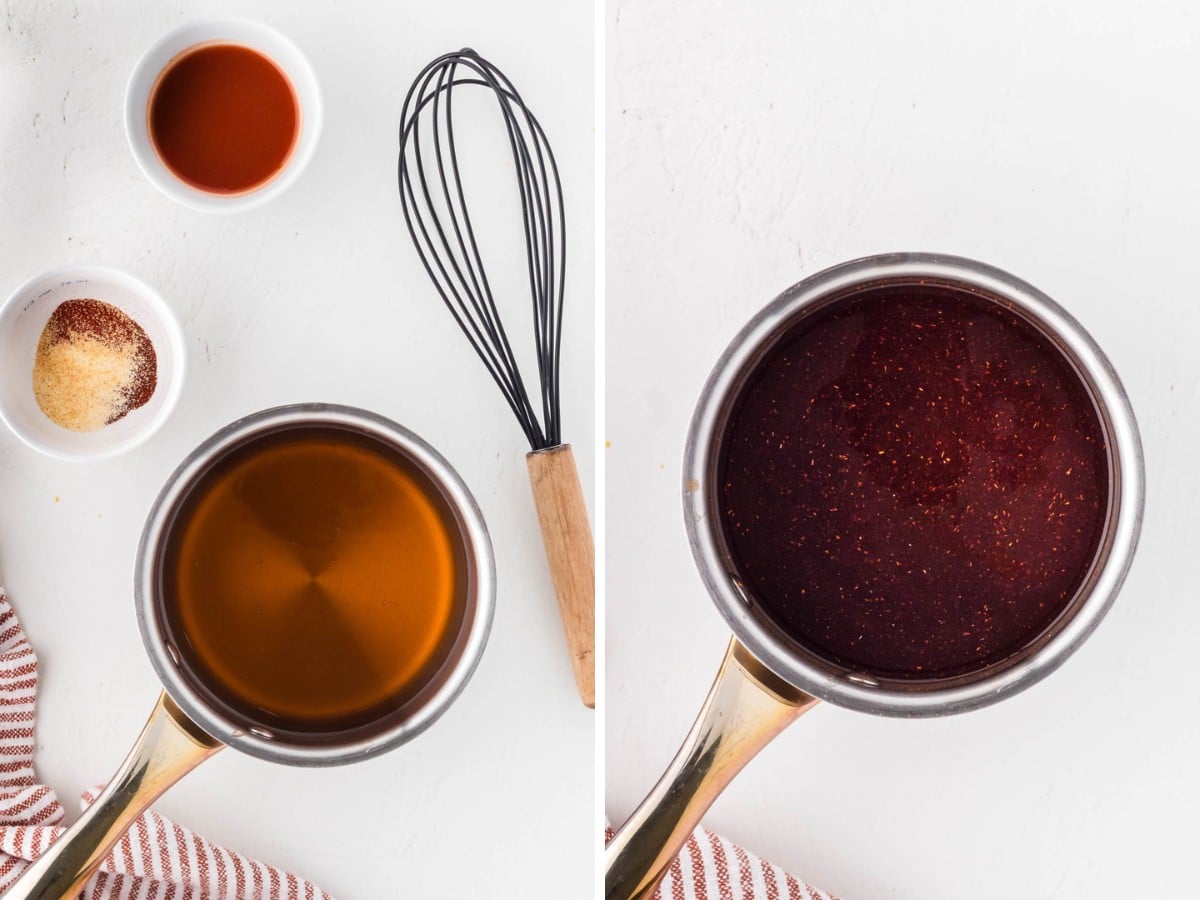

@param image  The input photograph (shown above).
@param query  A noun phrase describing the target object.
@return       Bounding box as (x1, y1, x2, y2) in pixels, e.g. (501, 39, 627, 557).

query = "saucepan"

(605, 253, 1144, 898)
(7, 403, 494, 899)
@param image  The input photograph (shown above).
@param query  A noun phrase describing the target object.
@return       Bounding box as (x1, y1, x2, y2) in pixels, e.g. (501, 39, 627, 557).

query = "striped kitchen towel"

(0, 588, 332, 899)
(606, 826, 838, 900)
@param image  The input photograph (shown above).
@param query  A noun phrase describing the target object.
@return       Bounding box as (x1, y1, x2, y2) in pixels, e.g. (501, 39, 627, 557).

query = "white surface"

(0, 265, 185, 459)
(0, 1, 593, 897)
(124, 17, 324, 213)
(606, 2, 1198, 898)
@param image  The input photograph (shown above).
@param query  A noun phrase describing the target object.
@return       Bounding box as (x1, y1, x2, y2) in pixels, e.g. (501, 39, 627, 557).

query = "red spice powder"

(718, 283, 1109, 679)
(33, 299, 157, 432)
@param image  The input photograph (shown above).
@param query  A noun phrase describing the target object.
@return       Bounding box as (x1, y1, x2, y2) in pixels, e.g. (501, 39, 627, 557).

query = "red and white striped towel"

(0, 589, 332, 899)
(606, 826, 837, 900)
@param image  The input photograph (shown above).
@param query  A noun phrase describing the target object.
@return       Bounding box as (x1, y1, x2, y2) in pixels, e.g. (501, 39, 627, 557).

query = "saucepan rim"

(134, 402, 496, 764)
(682, 252, 1144, 717)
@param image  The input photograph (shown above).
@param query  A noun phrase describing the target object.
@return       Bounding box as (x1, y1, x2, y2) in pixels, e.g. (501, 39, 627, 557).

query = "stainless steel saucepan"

(606, 254, 1144, 899)
(7, 403, 495, 899)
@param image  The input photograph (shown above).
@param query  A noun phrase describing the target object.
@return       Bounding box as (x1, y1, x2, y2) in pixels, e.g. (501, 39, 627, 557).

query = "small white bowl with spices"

(0, 266, 185, 460)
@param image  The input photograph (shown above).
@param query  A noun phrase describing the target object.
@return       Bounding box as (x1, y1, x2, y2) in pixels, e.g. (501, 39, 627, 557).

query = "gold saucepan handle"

(4, 692, 222, 900)
(605, 638, 819, 900)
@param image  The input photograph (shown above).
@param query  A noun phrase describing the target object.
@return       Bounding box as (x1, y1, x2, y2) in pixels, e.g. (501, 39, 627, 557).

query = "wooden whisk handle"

(526, 444, 596, 708)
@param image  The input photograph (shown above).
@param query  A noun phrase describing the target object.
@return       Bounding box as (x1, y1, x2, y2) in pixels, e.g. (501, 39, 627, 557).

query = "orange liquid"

(162, 427, 464, 734)
(149, 43, 299, 194)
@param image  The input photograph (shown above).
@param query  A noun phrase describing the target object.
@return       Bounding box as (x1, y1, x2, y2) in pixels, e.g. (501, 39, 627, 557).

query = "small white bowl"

(124, 19, 323, 213)
(0, 266, 186, 460)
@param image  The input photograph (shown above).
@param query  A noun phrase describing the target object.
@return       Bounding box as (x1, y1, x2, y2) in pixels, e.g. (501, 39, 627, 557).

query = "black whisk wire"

(398, 49, 566, 451)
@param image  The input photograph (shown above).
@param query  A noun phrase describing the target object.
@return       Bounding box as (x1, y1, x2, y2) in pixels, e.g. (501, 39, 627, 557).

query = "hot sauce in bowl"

(125, 20, 321, 212)
(148, 43, 299, 195)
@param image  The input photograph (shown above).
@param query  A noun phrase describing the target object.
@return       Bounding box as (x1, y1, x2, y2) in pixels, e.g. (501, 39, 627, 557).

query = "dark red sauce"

(149, 43, 298, 194)
(718, 283, 1109, 678)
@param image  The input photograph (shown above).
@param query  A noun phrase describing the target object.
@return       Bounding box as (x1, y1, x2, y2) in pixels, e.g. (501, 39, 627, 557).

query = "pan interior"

(709, 276, 1118, 693)
(152, 422, 477, 749)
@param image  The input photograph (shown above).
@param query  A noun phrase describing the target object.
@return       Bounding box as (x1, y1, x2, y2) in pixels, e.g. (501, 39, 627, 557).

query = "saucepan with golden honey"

(7, 404, 493, 899)
(606, 254, 1144, 899)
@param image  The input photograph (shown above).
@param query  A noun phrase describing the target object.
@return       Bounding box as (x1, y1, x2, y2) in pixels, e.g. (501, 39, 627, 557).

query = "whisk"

(398, 49, 594, 708)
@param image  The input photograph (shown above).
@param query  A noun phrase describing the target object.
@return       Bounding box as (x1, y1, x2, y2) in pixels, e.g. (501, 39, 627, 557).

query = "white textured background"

(606, 1, 1197, 897)
(0, 1, 593, 897)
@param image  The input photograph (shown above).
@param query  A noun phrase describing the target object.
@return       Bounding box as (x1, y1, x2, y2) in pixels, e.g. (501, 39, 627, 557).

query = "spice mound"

(32, 298, 158, 432)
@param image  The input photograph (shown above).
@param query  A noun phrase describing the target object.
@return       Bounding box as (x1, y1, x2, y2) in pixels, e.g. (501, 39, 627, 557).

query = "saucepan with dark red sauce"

(606, 253, 1143, 899)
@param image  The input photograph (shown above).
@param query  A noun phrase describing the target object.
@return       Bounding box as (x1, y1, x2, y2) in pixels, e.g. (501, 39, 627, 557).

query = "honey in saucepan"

(718, 282, 1111, 679)
(161, 427, 465, 734)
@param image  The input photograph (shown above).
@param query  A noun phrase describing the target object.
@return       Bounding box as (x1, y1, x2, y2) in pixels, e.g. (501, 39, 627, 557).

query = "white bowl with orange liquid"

(124, 19, 323, 213)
